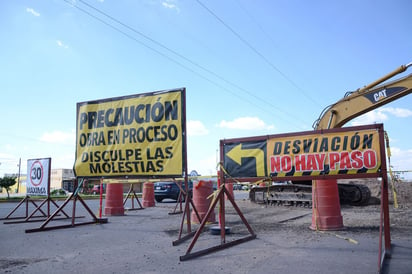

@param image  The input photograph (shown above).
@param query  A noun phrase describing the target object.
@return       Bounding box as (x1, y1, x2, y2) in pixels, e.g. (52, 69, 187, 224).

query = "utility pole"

(16, 158, 21, 193)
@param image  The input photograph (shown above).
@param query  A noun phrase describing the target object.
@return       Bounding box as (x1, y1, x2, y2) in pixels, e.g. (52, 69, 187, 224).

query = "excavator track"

(249, 183, 371, 207)
(338, 183, 371, 206)
(249, 184, 312, 208)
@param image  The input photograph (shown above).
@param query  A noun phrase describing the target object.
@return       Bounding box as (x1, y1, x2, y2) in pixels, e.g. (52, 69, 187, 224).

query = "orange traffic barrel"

(142, 182, 155, 208)
(310, 179, 343, 230)
(191, 180, 215, 224)
(225, 183, 234, 201)
(104, 183, 125, 216)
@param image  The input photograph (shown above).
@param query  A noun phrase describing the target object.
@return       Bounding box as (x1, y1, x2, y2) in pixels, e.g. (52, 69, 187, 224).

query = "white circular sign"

(30, 160, 44, 186)
(27, 158, 50, 196)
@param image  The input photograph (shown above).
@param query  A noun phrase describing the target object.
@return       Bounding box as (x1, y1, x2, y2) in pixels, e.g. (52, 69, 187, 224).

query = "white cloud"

(162, 0, 180, 13)
(56, 40, 69, 49)
(350, 107, 412, 126)
(217, 116, 275, 130)
(350, 110, 388, 126)
(3, 144, 15, 151)
(187, 120, 208, 136)
(386, 146, 412, 180)
(381, 107, 412, 118)
(26, 8, 40, 17)
(51, 153, 75, 170)
(188, 153, 217, 176)
(0, 153, 17, 162)
(39, 130, 76, 145)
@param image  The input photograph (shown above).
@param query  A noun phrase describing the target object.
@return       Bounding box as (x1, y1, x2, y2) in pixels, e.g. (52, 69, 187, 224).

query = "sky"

(1, 0, 412, 180)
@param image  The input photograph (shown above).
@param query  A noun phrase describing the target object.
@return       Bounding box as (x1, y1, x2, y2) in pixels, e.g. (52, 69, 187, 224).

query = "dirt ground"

(227, 179, 411, 234)
(337, 179, 412, 229)
(339, 178, 412, 207)
(230, 178, 412, 235)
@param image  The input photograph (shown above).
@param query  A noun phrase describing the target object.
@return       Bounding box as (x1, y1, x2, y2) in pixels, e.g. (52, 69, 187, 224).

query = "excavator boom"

(313, 62, 412, 130)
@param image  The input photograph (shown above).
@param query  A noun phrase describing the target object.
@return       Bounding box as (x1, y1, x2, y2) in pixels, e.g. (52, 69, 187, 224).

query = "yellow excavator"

(313, 61, 412, 130)
(250, 61, 412, 206)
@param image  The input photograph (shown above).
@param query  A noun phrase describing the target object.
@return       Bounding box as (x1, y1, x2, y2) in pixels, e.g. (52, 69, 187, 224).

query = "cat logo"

(373, 89, 387, 102)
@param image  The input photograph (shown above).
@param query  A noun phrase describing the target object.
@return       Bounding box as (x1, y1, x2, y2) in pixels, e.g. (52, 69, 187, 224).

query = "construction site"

(0, 177, 411, 274)
(1, 2, 411, 273)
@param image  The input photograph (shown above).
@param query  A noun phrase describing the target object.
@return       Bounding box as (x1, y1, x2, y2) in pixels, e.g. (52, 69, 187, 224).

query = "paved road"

(0, 192, 410, 274)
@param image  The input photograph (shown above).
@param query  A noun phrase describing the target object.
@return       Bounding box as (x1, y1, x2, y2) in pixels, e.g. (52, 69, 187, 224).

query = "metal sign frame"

(221, 123, 391, 273)
(25, 88, 195, 237)
(0, 158, 71, 224)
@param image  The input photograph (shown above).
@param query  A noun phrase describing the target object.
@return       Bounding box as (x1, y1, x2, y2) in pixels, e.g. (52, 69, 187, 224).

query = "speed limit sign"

(27, 158, 51, 196)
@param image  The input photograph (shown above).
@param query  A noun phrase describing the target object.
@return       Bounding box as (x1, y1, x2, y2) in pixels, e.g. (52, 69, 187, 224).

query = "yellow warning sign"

(74, 89, 185, 178)
(222, 124, 384, 180)
(267, 127, 381, 177)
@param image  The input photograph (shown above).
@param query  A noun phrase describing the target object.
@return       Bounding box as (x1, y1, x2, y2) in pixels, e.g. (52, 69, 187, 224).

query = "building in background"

(51, 169, 76, 192)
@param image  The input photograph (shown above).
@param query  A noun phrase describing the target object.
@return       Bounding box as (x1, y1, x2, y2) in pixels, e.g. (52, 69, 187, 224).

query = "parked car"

(241, 185, 249, 191)
(154, 181, 193, 202)
(233, 184, 243, 190)
(91, 184, 106, 195)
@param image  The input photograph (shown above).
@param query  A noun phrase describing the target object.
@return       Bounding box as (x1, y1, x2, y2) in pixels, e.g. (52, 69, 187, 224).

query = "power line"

(75, 0, 306, 124)
(195, 0, 320, 106)
(64, 0, 308, 127)
(64, 1, 269, 112)
(234, 0, 279, 50)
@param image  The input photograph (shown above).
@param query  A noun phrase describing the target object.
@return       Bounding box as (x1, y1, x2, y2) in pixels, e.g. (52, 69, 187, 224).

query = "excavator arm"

(251, 62, 412, 207)
(313, 62, 412, 130)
